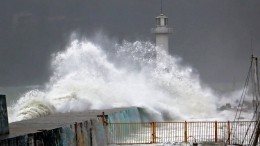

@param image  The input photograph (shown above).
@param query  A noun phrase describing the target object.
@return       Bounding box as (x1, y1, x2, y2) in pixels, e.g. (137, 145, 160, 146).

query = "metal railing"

(151, 27, 173, 34)
(106, 121, 257, 145)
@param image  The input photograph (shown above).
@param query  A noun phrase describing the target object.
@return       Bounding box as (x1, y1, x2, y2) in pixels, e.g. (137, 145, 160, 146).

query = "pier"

(0, 94, 143, 145)
(0, 95, 258, 146)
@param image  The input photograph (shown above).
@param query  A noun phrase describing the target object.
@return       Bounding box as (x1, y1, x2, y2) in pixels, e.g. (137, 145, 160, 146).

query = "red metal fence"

(106, 121, 256, 145)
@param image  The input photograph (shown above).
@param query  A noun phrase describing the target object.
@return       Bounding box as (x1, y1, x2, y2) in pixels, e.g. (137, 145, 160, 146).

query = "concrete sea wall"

(107, 107, 142, 123)
(0, 107, 143, 146)
(0, 120, 109, 146)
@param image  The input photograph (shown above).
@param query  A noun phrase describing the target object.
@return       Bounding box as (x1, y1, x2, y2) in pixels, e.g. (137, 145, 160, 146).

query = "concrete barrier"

(0, 95, 9, 135)
(0, 107, 146, 146)
(107, 107, 142, 123)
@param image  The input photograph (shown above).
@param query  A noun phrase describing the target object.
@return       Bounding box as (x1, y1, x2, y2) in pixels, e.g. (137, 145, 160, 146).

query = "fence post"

(97, 112, 108, 126)
(215, 121, 218, 142)
(227, 121, 230, 144)
(151, 122, 156, 143)
(184, 121, 188, 143)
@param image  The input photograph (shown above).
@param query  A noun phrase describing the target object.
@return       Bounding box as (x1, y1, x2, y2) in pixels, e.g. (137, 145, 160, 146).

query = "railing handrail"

(106, 120, 257, 145)
(108, 120, 257, 124)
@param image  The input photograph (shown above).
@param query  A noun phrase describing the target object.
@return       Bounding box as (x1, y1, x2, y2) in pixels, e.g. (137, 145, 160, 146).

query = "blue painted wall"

(107, 107, 142, 123)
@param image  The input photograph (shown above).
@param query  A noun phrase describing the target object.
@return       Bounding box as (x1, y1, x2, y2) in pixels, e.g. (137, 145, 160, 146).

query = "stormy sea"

(6, 37, 253, 123)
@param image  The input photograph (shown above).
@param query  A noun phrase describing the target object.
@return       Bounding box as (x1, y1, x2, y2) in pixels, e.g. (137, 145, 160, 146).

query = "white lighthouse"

(151, 13, 173, 54)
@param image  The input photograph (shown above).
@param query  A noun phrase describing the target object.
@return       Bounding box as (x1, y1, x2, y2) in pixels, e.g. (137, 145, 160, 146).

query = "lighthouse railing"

(151, 27, 173, 34)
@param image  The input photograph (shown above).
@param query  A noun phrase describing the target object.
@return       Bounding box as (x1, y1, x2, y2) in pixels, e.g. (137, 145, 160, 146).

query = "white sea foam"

(9, 38, 224, 122)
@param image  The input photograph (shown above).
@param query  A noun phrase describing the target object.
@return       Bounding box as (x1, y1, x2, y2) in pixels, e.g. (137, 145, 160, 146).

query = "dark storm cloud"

(170, 0, 260, 89)
(0, 0, 260, 92)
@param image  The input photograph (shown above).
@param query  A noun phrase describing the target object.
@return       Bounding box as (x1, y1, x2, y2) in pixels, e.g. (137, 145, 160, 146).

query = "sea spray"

(9, 39, 218, 122)
(9, 90, 54, 121)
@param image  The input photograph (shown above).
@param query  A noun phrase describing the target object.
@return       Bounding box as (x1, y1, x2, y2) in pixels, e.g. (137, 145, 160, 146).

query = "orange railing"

(106, 121, 257, 145)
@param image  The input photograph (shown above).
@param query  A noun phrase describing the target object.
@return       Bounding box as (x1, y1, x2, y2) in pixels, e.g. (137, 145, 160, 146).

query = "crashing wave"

(9, 39, 217, 122)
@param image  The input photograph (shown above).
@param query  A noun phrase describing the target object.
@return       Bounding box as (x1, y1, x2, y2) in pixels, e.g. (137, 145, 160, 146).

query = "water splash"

(9, 39, 218, 122)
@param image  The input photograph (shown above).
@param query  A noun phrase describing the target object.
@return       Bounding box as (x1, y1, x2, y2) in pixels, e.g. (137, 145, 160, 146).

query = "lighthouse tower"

(151, 11, 173, 54)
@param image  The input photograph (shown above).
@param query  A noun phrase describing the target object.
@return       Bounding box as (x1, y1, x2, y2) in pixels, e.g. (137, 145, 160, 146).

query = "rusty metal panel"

(33, 128, 62, 146)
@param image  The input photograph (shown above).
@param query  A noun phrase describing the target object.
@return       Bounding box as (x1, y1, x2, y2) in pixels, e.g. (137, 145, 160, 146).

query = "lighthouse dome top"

(155, 13, 169, 26)
(156, 14, 168, 18)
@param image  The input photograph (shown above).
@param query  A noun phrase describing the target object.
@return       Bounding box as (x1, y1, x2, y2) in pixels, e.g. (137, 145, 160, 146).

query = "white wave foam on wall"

(8, 39, 220, 122)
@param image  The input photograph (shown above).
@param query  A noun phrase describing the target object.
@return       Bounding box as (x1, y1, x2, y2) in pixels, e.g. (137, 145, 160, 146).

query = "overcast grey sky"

(0, 0, 259, 92)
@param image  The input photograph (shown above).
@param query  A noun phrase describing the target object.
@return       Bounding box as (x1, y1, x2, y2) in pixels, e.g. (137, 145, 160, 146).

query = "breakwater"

(0, 95, 142, 146)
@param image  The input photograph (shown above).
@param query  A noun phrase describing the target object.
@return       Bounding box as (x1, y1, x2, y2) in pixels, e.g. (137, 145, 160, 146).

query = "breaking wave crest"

(9, 90, 55, 121)
(9, 39, 218, 122)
